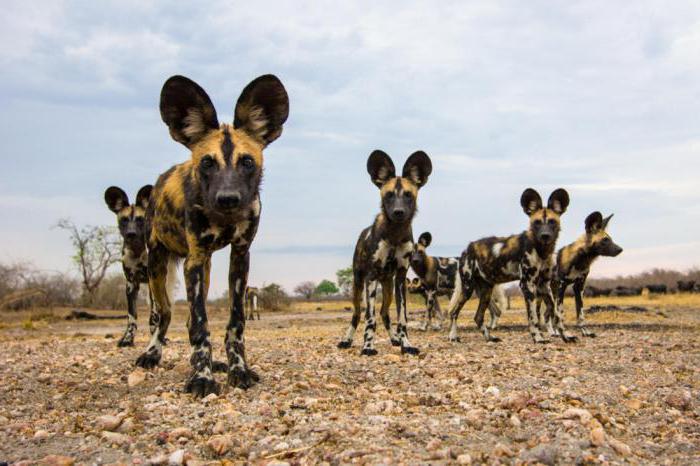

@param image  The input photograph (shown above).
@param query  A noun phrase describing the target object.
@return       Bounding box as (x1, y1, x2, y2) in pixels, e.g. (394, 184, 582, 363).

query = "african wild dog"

(337, 150, 432, 355)
(645, 284, 667, 294)
(134, 74, 289, 397)
(447, 188, 577, 344)
(677, 280, 697, 293)
(537, 212, 622, 337)
(245, 286, 260, 320)
(409, 232, 505, 331)
(104, 185, 154, 347)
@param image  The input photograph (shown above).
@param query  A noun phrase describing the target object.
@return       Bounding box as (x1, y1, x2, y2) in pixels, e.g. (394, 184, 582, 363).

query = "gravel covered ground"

(0, 297, 698, 465)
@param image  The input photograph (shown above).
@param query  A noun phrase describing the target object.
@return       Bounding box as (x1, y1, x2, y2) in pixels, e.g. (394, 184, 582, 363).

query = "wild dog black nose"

(539, 232, 552, 242)
(126, 231, 138, 240)
(216, 192, 241, 209)
(393, 209, 406, 220)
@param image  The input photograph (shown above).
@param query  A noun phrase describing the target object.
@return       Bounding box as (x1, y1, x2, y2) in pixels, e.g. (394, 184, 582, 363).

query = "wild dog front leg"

(543, 283, 577, 343)
(420, 290, 436, 332)
(520, 276, 548, 344)
(447, 278, 470, 342)
(433, 292, 446, 330)
(183, 254, 219, 398)
(338, 276, 364, 349)
(361, 279, 380, 356)
(118, 279, 139, 347)
(379, 277, 400, 346)
(136, 243, 171, 368)
(395, 268, 419, 355)
(225, 249, 259, 388)
(573, 279, 595, 337)
(474, 286, 500, 342)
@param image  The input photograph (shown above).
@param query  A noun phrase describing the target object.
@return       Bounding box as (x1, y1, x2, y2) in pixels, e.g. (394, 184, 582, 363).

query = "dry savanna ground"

(0, 294, 698, 465)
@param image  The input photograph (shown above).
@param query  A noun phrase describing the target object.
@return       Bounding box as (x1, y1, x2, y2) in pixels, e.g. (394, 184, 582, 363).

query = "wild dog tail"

(165, 255, 181, 307)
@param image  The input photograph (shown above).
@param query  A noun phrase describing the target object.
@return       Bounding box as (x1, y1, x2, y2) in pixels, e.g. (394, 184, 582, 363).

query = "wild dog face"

(159, 75, 289, 221)
(521, 188, 569, 247)
(105, 185, 153, 253)
(367, 150, 432, 224)
(584, 212, 622, 257)
(410, 232, 432, 275)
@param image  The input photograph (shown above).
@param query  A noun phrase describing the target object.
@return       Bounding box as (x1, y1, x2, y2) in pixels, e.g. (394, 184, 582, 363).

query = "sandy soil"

(0, 296, 698, 465)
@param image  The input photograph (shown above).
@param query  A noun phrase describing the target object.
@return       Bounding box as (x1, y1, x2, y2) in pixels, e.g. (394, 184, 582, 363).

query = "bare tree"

(294, 281, 317, 300)
(56, 218, 121, 306)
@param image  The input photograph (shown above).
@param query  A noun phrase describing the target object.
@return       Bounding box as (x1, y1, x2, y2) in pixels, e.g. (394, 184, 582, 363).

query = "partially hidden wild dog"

(409, 232, 505, 331)
(337, 150, 432, 356)
(537, 212, 622, 337)
(104, 185, 154, 347)
(447, 188, 578, 344)
(135, 74, 289, 397)
(245, 286, 260, 320)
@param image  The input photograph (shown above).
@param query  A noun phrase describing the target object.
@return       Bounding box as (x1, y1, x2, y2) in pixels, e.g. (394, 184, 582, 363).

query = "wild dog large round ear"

(159, 75, 219, 148)
(402, 151, 432, 188)
(520, 188, 542, 215)
(135, 185, 154, 210)
(105, 186, 129, 213)
(547, 188, 570, 214)
(602, 213, 614, 230)
(585, 211, 603, 234)
(234, 74, 289, 147)
(418, 232, 432, 247)
(367, 150, 396, 188)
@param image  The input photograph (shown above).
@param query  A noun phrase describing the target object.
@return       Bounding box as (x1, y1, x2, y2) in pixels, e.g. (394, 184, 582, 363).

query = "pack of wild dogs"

(104, 74, 632, 399)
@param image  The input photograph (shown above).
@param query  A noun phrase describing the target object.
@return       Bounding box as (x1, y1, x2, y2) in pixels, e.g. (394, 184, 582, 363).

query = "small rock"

(128, 370, 146, 388)
(608, 437, 632, 456)
(34, 429, 50, 439)
(168, 449, 185, 466)
(116, 417, 135, 433)
(212, 420, 226, 434)
(38, 455, 75, 466)
(170, 427, 194, 439)
(456, 453, 472, 465)
(484, 386, 500, 397)
(665, 389, 692, 411)
(102, 431, 130, 445)
(207, 434, 234, 456)
(465, 409, 484, 429)
(561, 408, 592, 424)
(618, 385, 630, 397)
(493, 442, 514, 457)
(501, 391, 529, 412)
(426, 438, 441, 451)
(523, 444, 559, 466)
(96, 415, 123, 431)
(274, 441, 290, 451)
(509, 414, 521, 427)
(590, 427, 606, 447)
(146, 453, 168, 465)
(625, 398, 643, 410)
(202, 393, 218, 403)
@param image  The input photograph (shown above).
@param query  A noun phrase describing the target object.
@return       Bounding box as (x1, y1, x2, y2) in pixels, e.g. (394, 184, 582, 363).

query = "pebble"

(128, 369, 146, 388)
(96, 414, 123, 431)
(102, 431, 130, 445)
(608, 437, 632, 456)
(561, 408, 592, 424)
(509, 414, 521, 427)
(207, 434, 234, 456)
(523, 444, 558, 466)
(665, 389, 692, 410)
(38, 455, 75, 466)
(493, 442, 514, 457)
(34, 429, 50, 439)
(212, 420, 226, 434)
(465, 409, 484, 428)
(168, 449, 186, 465)
(456, 453, 472, 465)
(501, 391, 529, 412)
(589, 427, 606, 447)
(426, 438, 441, 451)
(170, 427, 194, 439)
(484, 386, 500, 397)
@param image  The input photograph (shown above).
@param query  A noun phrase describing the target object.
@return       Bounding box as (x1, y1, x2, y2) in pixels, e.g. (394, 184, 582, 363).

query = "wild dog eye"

(385, 191, 395, 199)
(200, 156, 215, 170)
(547, 219, 556, 225)
(533, 219, 543, 226)
(119, 218, 128, 225)
(135, 217, 144, 225)
(403, 192, 413, 200)
(602, 237, 610, 243)
(239, 156, 255, 170)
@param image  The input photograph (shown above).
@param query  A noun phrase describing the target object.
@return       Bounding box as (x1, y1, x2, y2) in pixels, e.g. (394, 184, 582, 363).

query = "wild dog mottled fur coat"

(134, 74, 289, 398)
(409, 232, 505, 331)
(337, 150, 432, 356)
(104, 185, 154, 347)
(537, 212, 622, 337)
(447, 188, 578, 344)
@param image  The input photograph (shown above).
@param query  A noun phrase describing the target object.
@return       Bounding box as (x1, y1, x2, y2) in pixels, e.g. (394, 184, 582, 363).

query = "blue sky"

(1, 1, 699, 297)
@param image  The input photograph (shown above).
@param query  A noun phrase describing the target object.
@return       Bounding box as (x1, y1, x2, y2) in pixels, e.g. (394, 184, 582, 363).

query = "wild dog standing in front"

(447, 188, 578, 344)
(104, 185, 154, 347)
(135, 74, 289, 397)
(245, 286, 260, 320)
(410, 232, 505, 331)
(538, 212, 622, 337)
(337, 150, 432, 355)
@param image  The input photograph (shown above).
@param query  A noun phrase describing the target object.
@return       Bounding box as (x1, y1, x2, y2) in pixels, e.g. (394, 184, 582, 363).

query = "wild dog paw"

(185, 374, 220, 398)
(532, 334, 550, 344)
(337, 340, 352, 349)
(227, 367, 259, 389)
(448, 335, 461, 343)
(562, 334, 579, 343)
(487, 336, 502, 343)
(390, 338, 402, 346)
(135, 349, 161, 369)
(401, 345, 420, 355)
(212, 360, 229, 373)
(360, 348, 378, 356)
(117, 336, 135, 347)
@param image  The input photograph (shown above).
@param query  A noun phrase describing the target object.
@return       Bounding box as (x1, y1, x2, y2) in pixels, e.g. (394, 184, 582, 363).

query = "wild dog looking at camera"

(245, 286, 260, 320)
(537, 212, 622, 337)
(134, 74, 289, 397)
(104, 185, 154, 347)
(409, 232, 506, 331)
(447, 188, 578, 344)
(337, 150, 432, 356)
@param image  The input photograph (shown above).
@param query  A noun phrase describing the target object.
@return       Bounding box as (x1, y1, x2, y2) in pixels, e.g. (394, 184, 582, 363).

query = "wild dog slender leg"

(520, 274, 548, 344)
(118, 279, 139, 347)
(379, 277, 400, 346)
(543, 284, 577, 343)
(183, 253, 219, 397)
(136, 243, 171, 368)
(422, 290, 436, 331)
(338, 273, 364, 348)
(361, 279, 380, 356)
(433, 294, 445, 330)
(395, 268, 419, 355)
(573, 279, 595, 337)
(474, 286, 500, 342)
(447, 277, 470, 342)
(487, 297, 501, 331)
(226, 248, 259, 388)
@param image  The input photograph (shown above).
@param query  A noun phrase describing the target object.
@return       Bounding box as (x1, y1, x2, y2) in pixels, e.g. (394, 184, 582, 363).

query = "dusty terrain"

(0, 295, 698, 465)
